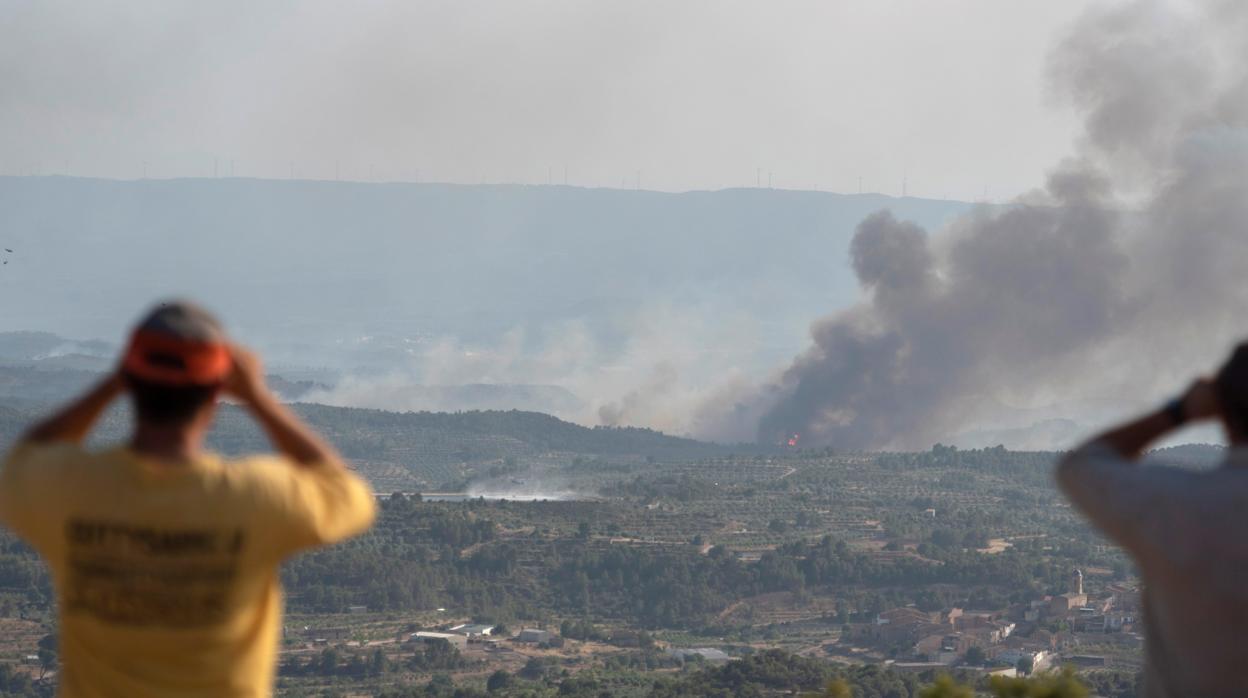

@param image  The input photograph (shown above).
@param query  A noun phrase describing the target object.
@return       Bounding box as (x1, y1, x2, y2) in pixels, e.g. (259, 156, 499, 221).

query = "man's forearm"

(1056, 408, 1174, 536)
(1080, 408, 1176, 461)
(242, 390, 341, 467)
(1069, 379, 1219, 462)
(22, 374, 124, 444)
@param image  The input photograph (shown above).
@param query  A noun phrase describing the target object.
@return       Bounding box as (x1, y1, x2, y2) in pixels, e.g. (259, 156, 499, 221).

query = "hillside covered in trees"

(0, 397, 740, 492)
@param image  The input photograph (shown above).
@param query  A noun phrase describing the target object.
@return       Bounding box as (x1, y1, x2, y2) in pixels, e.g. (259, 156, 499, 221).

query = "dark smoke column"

(757, 211, 942, 449)
(757, 0, 1248, 450)
(759, 175, 1125, 451)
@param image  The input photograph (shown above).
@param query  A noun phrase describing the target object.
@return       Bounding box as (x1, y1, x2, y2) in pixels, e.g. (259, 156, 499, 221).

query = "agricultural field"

(0, 399, 1186, 696)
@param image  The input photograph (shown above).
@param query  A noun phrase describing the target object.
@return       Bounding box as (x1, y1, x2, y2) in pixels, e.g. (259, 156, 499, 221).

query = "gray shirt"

(1058, 443, 1248, 697)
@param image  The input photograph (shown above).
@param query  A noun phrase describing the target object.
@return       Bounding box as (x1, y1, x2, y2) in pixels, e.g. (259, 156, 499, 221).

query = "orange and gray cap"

(122, 301, 232, 386)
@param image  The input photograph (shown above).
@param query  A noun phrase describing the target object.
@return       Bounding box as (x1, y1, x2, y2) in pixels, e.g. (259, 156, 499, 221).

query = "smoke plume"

(758, 1, 1248, 449)
(304, 303, 771, 440)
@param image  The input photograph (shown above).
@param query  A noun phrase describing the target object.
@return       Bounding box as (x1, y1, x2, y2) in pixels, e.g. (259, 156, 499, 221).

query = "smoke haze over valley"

(2, 1, 1244, 452)
(0, 179, 975, 441)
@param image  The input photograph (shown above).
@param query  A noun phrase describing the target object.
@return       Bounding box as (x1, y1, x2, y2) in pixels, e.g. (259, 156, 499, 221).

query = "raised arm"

(224, 346, 343, 468)
(1055, 379, 1219, 549)
(1070, 379, 1220, 462)
(224, 345, 374, 552)
(21, 373, 125, 445)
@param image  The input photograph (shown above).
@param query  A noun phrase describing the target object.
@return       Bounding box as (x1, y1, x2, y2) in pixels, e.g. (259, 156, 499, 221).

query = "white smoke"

(304, 303, 771, 439)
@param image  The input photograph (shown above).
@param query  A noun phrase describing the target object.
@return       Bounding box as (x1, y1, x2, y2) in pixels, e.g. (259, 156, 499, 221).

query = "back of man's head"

(1216, 343, 1248, 440)
(122, 301, 231, 426)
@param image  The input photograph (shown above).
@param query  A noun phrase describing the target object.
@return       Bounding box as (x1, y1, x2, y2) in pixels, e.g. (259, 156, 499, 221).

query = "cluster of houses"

(408, 623, 559, 651)
(840, 569, 1139, 673)
(405, 622, 738, 666)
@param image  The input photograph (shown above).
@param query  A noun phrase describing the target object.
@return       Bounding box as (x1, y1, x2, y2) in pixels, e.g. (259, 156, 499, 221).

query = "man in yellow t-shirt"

(0, 301, 376, 697)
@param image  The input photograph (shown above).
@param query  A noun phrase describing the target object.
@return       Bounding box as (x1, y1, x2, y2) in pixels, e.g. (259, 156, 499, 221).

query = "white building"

(409, 631, 468, 650)
(449, 623, 496, 637)
(515, 628, 554, 644)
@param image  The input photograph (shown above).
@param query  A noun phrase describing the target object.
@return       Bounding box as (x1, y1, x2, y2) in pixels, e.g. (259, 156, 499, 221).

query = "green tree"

(36, 633, 57, 679)
(989, 670, 1089, 698)
(368, 648, 389, 676)
(487, 669, 512, 692)
(520, 657, 547, 680)
(802, 678, 853, 698)
(920, 675, 973, 698)
(345, 653, 368, 677)
(426, 673, 454, 696)
(1016, 656, 1034, 676)
(37, 647, 56, 679)
(318, 647, 340, 674)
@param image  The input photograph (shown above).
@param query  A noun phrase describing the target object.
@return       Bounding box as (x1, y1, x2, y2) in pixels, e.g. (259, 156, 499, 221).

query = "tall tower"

(1072, 569, 1084, 595)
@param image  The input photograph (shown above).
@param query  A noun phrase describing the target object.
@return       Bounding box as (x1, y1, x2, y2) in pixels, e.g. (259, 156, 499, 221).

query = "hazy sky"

(2, 1, 1096, 200)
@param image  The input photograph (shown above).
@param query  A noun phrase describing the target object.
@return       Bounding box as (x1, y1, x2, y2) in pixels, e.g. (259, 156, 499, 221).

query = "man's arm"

(1079, 409, 1181, 462)
(20, 373, 124, 445)
(225, 345, 375, 553)
(1065, 379, 1219, 463)
(3, 372, 122, 544)
(1055, 379, 1218, 550)
(224, 346, 342, 467)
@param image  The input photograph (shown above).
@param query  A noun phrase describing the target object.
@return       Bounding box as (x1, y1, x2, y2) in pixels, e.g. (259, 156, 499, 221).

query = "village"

(263, 566, 1142, 694)
(830, 569, 1141, 677)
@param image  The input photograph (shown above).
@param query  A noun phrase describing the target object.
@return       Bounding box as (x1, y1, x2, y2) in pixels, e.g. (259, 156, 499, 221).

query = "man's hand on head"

(222, 344, 340, 467)
(223, 345, 270, 407)
(1065, 377, 1219, 463)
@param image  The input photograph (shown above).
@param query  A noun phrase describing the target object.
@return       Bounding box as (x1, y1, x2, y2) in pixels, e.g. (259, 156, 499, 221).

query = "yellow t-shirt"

(0, 443, 377, 698)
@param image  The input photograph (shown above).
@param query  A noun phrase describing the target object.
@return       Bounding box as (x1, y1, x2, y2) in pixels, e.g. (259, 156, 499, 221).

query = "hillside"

(0, 398, 737, 493)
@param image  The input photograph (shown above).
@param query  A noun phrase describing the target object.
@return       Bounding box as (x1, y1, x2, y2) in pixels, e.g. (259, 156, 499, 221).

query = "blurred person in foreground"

(0, 301, 376, 697)
(1058, 343, 1248, 697)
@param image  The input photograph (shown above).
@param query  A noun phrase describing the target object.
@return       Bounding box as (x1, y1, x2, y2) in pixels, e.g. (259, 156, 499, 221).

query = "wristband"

(1163, 398, 1187, 427)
